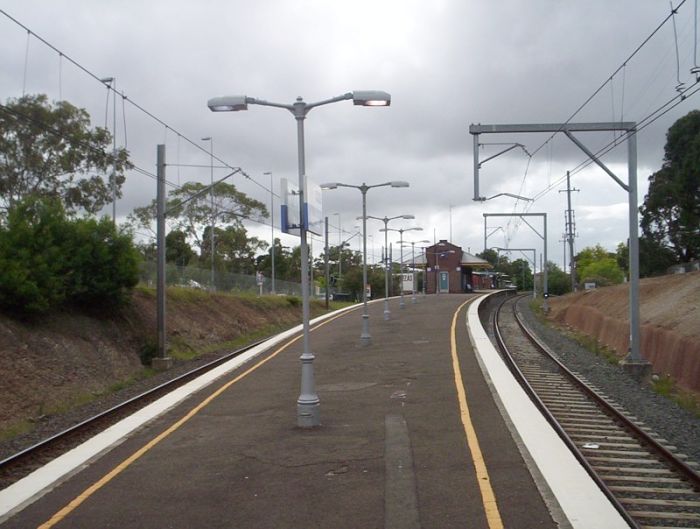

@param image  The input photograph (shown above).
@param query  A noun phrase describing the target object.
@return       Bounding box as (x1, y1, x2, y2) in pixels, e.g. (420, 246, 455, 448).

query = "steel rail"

(492, 293, 641, 529)
(0, 337, 269, 475)
(509, 296, 700, 491)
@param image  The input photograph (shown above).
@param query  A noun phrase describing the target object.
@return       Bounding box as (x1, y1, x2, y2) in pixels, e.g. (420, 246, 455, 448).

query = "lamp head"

(352, 90, 391, 107)
(401, 214, 415, 220)
(320, 182, 339, 190)
(390, 181, 409, 188)
(208, 95, 248, 112)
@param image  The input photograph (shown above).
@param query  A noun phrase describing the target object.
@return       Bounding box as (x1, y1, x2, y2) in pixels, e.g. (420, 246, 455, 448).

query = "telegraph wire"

(528, 76, 700, 203)
(0, 9, 275, 197)
(528, 0, 688, 160)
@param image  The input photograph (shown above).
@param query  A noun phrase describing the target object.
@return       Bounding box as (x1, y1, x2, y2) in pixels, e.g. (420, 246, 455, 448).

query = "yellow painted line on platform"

(451, 299, 504, 529)
(37, 310, 352, 529)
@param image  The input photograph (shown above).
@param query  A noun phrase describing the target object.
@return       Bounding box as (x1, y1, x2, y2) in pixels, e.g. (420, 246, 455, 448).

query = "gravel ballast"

(514, 295, 700, 467)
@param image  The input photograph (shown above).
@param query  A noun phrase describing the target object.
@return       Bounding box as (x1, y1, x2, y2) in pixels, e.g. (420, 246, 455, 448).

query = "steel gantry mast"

(470, 121, 650, 376)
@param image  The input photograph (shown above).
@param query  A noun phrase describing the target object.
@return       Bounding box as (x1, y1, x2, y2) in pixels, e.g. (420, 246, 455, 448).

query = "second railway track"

(0, 337, 269, 490)
(493, 293, 700, 529)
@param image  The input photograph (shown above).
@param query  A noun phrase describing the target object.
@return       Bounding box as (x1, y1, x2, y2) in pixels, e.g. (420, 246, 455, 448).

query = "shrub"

(0, 197, 70, 312)
(63, 216, 140, 307)
(0, 196, 140, 314)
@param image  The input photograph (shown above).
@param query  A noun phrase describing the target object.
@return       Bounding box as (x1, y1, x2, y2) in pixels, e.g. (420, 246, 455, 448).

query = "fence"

(667, 260, 700, 274)
(139, 262, 303, 296)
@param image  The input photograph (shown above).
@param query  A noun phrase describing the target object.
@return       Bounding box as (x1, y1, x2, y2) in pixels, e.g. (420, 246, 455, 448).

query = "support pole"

(324, 216, 329, 309)
(473, 132, 481, 200)
(623, 130, 650, 376)
(153, 144, 172, 371)
(295, 115, 320, 428)
(543, 213, 548, 312)
(361, 189, 371, 344)
(565, 171, 577, 292)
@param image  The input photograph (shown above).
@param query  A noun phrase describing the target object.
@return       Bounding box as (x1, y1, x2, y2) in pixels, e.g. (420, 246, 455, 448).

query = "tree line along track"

(493, 293, 700, 529)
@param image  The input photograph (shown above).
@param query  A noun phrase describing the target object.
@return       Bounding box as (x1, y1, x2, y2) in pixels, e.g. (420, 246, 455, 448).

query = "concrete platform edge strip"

(0, 302, 363, 521)
(466, 293, 629, 529)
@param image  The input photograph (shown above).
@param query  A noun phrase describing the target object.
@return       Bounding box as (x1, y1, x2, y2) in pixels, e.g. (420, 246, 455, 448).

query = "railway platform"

(0, 292, 628, 528)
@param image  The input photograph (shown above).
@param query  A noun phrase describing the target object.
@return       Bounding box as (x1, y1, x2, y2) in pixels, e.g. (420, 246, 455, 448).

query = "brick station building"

(413, 240, 492, 294)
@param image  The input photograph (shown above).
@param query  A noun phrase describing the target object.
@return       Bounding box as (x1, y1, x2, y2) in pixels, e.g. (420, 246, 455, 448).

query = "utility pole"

(559, 171, 579, 292)
(324, 216, 329, 309)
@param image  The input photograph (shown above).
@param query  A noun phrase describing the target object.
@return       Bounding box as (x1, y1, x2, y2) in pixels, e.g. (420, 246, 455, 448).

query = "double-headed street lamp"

(381, 226, 423, 308)
(321, 181, 410, 344)
(400, 239, 430, 303)
(366, 214, 415, 320)
(208, 90, 390, 428)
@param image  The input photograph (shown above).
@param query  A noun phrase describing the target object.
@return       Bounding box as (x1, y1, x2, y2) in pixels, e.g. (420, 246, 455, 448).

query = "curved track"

(493, 293, 700, 529)
(0, 338, 268, 488)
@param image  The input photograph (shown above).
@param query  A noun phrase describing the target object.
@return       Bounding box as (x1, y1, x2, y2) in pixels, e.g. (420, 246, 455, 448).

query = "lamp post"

(264, 171, 276, 294)
(209, 90, 390, 428)
(366, 214, 415, 320)
(401, 239, 429, 303)
(382, 227, 422, 308)
(333, 212, 342, 283)
(321, 181, 410, 344)
(201, 137, 215, 290)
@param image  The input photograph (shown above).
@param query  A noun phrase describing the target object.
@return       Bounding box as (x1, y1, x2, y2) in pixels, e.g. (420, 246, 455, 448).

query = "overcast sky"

(2, 1, 698, 270)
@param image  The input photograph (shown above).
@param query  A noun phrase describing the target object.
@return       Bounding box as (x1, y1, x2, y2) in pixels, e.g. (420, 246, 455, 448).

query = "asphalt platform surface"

(5, 293, 562, 529)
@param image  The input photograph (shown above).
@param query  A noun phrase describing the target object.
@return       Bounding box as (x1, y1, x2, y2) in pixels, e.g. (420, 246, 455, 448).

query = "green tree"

(165, 230, 196, 266)
(0, 197, 70, 312)
(0, 196, 139, 314)
(255, 239, 299, 283)
(546, 262, 571, 296)
(580, 259, 624, 286)
(63, 216, 140, 306)
(209, 225, 266, 275)
(0, 94, 131, 215)
(337, 264, 385, 301)
(639, 236, 677, 277)
(477, 249, 499, 267)
(616, 237, 677, 278)
(139, 181, 268, 255)
(576, 244, 624, 285)
(508, 258, 533, 290)
(641, 110, 700, 262)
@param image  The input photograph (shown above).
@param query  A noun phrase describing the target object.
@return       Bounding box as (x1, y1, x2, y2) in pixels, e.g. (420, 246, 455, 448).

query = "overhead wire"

(527, 0, 688, 161)
(21, 28, 29, 96)
(0, 10, 319, 258)
(671, 1, 686, 92)
(528, 76, 700, 202)
(0, 8, 272, 197)
(500, 0, 695, 214)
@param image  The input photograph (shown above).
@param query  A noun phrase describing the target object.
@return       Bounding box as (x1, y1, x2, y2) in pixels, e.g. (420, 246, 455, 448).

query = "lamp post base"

(151, 356, 173, 371)
(383, 299, 390, 320)
(297, 401, 320, 428)
(361, 314, 371, 345)
(621, 357, 653, 382)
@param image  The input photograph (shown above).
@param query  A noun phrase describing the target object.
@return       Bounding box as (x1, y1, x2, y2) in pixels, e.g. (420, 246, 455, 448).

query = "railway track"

(0, 338, 268, 489)
(493, 293, 700, 529)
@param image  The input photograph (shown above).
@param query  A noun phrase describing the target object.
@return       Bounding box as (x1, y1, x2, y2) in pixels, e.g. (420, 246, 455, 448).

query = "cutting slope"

(546, 271, 700, 392)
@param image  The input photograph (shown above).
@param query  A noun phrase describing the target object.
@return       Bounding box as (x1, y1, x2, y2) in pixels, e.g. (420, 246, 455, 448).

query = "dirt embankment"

(0, 289, 308, 434)
(546, 271, 700, 392)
